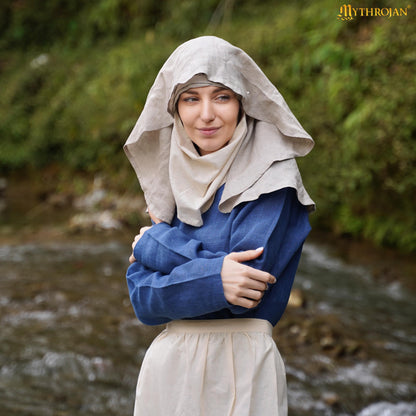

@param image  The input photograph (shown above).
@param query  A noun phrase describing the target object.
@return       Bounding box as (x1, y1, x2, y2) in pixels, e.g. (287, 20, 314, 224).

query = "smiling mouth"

(198, 127, 220, 136)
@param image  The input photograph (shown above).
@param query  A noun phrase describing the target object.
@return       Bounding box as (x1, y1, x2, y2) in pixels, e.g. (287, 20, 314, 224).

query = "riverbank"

(1, 176, 415, 415)
(1, 175, 414, 289)
(1, 222, 414, 415)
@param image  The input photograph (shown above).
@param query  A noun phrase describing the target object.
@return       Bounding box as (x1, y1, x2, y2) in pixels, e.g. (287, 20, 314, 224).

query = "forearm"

(126, 256, 228, 325)
(134, 222, 226, 273)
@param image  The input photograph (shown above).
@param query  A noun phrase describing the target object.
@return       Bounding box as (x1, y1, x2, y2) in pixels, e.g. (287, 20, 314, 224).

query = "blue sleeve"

(133, 222, 226, 274)
(230, 188, 310, 273)
(136, 188, 309, 280)
(228, 188, 311, 322)
(126, 188, 310, 325)
(126, 255, 228, 325)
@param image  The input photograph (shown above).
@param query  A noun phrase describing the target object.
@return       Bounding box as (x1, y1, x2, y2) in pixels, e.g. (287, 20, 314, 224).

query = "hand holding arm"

(221, 247, 276, 308)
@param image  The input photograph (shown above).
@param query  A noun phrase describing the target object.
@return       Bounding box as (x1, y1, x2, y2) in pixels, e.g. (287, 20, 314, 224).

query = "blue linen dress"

(126, 186, 311, 327)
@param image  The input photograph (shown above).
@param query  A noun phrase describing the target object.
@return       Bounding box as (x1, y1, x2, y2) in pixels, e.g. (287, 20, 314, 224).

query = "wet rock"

(289, 324, 301, 335)
(47, 193, 73, 208)
(288, 288, 306, 308)
(73, 181, 107, 210)
(110, 194, 148, 225)
(322, 391, 340, 406)
(68, 175, 148, 232)
(69, 211, 122, 232)
(331, 344, 346, 358)
(344, 339, 361, 355)
(320, 335, 337, 350)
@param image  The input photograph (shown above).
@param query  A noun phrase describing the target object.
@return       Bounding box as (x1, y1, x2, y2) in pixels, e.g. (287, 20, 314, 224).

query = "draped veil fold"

(124, 36, 315, 226)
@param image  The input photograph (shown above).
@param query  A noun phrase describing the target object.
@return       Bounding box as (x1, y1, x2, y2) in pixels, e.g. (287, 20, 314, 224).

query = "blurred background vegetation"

(0, 0, 415, 251)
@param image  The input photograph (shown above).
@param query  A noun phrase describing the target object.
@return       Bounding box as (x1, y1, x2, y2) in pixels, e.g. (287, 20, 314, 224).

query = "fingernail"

(256, 247, 264, 251)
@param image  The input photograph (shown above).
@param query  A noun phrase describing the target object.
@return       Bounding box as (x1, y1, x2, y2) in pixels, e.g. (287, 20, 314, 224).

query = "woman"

(124, 36, 314, 416)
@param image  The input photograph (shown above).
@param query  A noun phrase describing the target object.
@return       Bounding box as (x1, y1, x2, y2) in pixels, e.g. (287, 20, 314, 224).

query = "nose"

(200, 99, 215, 122)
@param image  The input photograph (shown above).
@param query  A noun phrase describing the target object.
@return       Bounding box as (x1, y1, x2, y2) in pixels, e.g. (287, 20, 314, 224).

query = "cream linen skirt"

(133, 318, 287, 416)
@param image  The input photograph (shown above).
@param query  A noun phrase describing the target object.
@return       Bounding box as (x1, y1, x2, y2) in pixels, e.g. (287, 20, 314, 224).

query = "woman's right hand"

(221, 247, 276, 309)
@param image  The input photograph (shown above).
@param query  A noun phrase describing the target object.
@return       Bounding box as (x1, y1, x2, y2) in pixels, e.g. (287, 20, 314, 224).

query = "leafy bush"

(0, 0, 414, 250)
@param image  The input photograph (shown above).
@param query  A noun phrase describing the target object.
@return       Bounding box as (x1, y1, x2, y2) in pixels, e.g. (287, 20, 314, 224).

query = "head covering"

(169, 73, 234, 114)
(124, 36, 315, 226)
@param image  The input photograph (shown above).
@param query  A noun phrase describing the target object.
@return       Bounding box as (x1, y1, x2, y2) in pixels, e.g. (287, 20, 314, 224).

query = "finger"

(139, 226, 151, 234)
(129, 254, 136, 264)
(237, 288, 265, 302)
(242, 265, 276, 284)
(231, 273, 268, 291)
(242, 278, 269, 292)
(131, 234, 140, 249)
(227, 247, 264, 263)
(231, 296, 261, 309)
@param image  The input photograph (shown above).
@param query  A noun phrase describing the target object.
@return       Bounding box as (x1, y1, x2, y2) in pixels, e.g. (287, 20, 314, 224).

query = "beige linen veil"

(124, 36, 315, 226)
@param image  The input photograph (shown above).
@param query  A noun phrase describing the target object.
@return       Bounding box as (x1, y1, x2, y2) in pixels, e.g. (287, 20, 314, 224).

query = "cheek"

(225, 102, 240, 127)
(177, 106, 194, 130)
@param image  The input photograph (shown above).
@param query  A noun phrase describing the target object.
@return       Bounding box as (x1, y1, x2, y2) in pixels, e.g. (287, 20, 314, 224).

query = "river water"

(0, 237, 414, 415)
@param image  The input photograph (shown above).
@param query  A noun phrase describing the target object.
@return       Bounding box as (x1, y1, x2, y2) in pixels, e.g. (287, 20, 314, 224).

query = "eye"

(182, 96, 199, 103)
(216, 94, 231, 102)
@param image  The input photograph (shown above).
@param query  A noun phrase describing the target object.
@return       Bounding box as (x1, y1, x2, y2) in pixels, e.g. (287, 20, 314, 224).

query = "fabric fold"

(124, 36, 315, 226)
(170, 114, 247, 226)
(134, 319, 287, 416)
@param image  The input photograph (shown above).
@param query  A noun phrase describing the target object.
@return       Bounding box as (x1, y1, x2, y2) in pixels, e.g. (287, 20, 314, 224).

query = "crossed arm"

(126, 188, 309, 325)
(129, 211, 276, 309)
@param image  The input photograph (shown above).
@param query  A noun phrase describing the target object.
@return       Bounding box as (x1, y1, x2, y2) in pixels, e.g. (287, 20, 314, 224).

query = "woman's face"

(177, 86, 240, 156)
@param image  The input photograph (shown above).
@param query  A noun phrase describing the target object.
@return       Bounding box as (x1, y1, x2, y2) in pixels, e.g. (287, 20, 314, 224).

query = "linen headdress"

(124, 36, 315, 226)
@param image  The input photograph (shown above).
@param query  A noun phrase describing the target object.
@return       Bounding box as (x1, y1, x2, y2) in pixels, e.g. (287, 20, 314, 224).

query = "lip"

(198, 127, 220, 136)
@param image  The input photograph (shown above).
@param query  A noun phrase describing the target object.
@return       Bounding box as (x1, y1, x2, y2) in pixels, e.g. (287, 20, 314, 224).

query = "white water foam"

(357, 401, 416, 416)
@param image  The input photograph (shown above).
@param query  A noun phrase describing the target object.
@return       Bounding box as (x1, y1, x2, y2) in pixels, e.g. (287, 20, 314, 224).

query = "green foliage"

(0, 0, 164, 49)
(297, 10, 416, 251)
(0, 0, 415, 251)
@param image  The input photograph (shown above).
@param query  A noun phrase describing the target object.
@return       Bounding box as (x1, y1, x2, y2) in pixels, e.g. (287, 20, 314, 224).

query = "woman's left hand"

(221, 248, 276, 308)
(129, 226, 151, 263)
(129, 209, 163, 263)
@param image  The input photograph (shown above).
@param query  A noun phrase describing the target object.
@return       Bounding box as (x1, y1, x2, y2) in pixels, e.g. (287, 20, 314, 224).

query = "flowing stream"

(0, 237, 414, 415)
